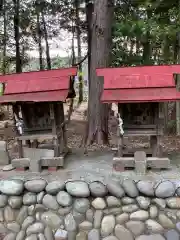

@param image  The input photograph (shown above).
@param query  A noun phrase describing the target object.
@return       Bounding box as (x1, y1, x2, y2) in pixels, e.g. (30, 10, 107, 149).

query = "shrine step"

(113, 151, 170, 174)
(12, 155, 65, 172)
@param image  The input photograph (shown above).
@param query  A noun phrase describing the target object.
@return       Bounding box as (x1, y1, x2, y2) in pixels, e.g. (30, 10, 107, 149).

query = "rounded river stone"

(4, 206, 15, 222)
(26, 222, 44, 236)
(166, 197, 180, 209)
(88, 229, 100, 240)
(44, 226, 54, 240)
(74, 198, 90, 213)
(64, 213, 77, 232)
(0, 180, 24, 195)
(106, 196, 121, 207)
(23, 192, 37, 205)
(37, 192, 45, 204)
(145, 219, 164, 233)
(107, 181, 125, 198)
(165, 230, 179, 240)
(0, 195, 8, 208)
(158, 214, 175, 229)
(130, 210, 149, 221)
(42, 194, 59, 210)
(122, 179, 139, 197)
(45, 181, 65, 195)
(116, 213, 129, 224)
(56, 191, 72, 207)
(16, 230, 26, 240)
(137, 181, 155, 196)
(101, 215, 115, 237)
(136, 235, 165, 240)
(41, 211, 63, 229)
(8, 196, 23, 209)
(3, 232, 17, 240)
(125, 220, 145, 236)
(115, 224, 134, 240)
(136, 196, 150, 209)
(24, 180, 46, 193)
(22, 216, 35, 230)
(92, 197, 106, 210)
(155, 180, 175, 198)
(149, 205, 158, 219)
(89, 181, 107, 197)
(66, 181, 90, 197)
(94, 210, 103, 229)
(7, 222, 20, 233)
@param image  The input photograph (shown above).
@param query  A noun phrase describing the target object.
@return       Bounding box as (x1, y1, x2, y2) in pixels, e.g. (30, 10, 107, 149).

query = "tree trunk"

(37, 11, 44, 70)
(176, 0, 180, 136)
(75, 0, 83, 103)
(85, 0, 93, 86)
(13, 0, 21, 73)
(176, 31, 180, 135)
(2, 0, 7, 74)
(86, 0, 114, 145)
(42, 13, 51, 70)
(142, 9, 152, 65)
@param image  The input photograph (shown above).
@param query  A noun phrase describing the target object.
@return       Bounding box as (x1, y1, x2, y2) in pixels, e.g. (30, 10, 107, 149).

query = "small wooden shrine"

(97, 65, 180, 173)
(0, 67, 77, 171)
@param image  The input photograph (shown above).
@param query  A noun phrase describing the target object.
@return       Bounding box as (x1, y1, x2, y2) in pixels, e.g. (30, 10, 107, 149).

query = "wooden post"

(50, 103, 59, 157)
(117, 104, 123, 157)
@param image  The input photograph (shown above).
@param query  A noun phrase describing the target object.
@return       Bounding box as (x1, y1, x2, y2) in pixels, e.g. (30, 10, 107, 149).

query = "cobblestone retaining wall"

(1, 179, 180, 240)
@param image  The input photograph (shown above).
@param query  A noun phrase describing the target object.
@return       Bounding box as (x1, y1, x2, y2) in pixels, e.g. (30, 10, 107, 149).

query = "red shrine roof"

(0, 67, 77, 103)
(97, 64, 180, 103)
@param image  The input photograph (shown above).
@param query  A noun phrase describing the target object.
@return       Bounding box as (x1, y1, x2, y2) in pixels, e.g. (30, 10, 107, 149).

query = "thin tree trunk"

(163, 36, 171, 134)
(37, 11, 44, 70)
(176, 31, 180, 135)
(2, 0, 7, 74)
(85, 0, 93, 87)
(75, 0, 83, 103)
(42, 13, 51, 70)
(86, 0, 114, 145)
(13, 0, 21, 73)
(176, 0, 180, 136)
(142, 10, 151, 65)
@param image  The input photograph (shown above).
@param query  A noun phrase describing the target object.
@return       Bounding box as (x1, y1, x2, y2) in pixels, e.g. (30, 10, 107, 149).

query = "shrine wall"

(0, 179, 180, 240)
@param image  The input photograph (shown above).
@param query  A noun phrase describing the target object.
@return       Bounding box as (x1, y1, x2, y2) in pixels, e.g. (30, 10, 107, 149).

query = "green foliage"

(112, 0, 180, 67)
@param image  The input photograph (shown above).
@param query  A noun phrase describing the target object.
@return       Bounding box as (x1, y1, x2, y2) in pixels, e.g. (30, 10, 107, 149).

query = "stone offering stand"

(1, 179, 180, 240)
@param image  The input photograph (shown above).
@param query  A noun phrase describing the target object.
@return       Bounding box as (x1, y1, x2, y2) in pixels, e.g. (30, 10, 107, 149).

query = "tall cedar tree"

(86, 0, 114, 145)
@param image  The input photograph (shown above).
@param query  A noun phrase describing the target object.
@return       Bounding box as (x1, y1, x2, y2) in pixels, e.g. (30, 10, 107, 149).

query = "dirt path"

(1, 102, 180, 183)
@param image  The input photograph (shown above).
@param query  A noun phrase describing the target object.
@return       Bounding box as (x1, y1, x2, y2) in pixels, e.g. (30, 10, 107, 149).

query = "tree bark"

(176, 31, 180, 135)
(86, 0, 114, 145)
(142, 9, 151, 65)
(37, 11, 44, 70)
(42, 13, 51, 70)
(13, 0, 21, 73)
(2, 0, 7, 74)
(85, 0, 93, 86)
(75, 0, 83, 103)
(176, 0, 180, 135)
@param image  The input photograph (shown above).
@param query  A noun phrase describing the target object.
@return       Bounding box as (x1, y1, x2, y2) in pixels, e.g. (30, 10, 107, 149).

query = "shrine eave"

(0, 90, 69, 103)
(101, 88, 180, 103)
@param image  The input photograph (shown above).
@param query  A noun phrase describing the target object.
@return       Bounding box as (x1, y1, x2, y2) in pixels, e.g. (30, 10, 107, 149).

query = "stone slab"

(147, 157, 170, 169)
(41, 156, 64, 167)
(29, 159, 41, 172)
(0, 141, 9, 165)
(135, 151, 147, 175)
(12, 158, 30, 168)
(113, 151, 170, 173)
(23, 147, 54, 160)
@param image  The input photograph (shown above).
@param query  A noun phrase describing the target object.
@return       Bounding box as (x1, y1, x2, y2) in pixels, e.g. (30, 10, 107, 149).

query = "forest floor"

(1, 102, 180, 182)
